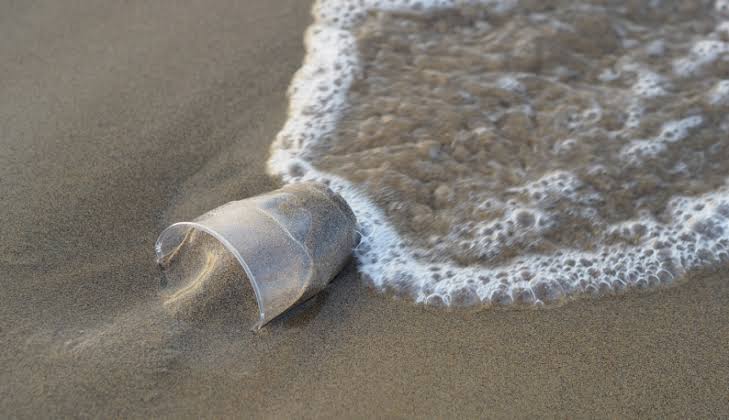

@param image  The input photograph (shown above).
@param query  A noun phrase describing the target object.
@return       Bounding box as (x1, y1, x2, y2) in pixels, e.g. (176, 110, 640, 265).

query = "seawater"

(268, 0, 729, 307)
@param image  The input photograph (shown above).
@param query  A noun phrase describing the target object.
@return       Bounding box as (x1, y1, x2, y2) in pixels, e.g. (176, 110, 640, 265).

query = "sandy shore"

(1, 1, 728, 417)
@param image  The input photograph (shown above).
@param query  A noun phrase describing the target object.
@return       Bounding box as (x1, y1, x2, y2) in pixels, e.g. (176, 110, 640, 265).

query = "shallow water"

(269, 0, 729, 307)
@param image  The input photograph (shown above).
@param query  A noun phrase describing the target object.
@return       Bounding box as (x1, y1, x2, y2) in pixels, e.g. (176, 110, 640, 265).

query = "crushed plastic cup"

(155, 182, 358, 329)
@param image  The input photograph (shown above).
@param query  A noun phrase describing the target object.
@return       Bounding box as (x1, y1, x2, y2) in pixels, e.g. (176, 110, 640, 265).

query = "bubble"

(490, 289, 513, 306)
(449, 287, 479, 307)
(532, 281, 564, 304)
(425, 293, 446, 307)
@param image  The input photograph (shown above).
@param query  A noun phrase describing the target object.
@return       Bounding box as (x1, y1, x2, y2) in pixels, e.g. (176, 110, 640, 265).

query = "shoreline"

(1, 0, 728, 417)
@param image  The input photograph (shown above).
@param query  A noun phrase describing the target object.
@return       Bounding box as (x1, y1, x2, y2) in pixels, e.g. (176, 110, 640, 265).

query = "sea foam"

(268, 0, 729, 307)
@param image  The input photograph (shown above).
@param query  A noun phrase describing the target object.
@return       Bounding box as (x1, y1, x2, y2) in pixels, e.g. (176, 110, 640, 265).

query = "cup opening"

(156, 223, 267, 329)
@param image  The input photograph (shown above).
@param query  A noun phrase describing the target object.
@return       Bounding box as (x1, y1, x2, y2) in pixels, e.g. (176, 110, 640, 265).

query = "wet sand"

(1, 1, 728, 418)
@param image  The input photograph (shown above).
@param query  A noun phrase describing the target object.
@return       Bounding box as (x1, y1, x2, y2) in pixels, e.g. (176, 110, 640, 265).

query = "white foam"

(598, 68, 621, 82)
(622, 99, 645, 130)
(673, 40, 729, 76)
(631, 71, 668, 98)
(708, 80, 729, 105)
(620, 116, 704, 164)
(267, 0, 729, 308)
(497, 76, 524, 93)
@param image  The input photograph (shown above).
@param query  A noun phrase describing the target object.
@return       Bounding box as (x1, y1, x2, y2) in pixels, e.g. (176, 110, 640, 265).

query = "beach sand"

(1, 0, 728, 417)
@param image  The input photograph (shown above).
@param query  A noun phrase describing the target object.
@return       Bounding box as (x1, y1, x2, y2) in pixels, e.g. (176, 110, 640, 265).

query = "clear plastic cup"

(155, 182, 358, 329)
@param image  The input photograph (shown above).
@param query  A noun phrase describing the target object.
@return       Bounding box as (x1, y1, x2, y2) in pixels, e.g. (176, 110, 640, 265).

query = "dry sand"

(1, 1, 728, 418)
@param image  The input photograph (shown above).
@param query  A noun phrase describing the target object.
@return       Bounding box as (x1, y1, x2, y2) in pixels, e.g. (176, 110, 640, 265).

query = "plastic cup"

(155, 182, 358, 329)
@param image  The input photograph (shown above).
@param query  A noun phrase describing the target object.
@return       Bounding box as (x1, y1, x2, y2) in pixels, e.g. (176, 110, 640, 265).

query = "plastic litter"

(155, 182, 358, 329)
